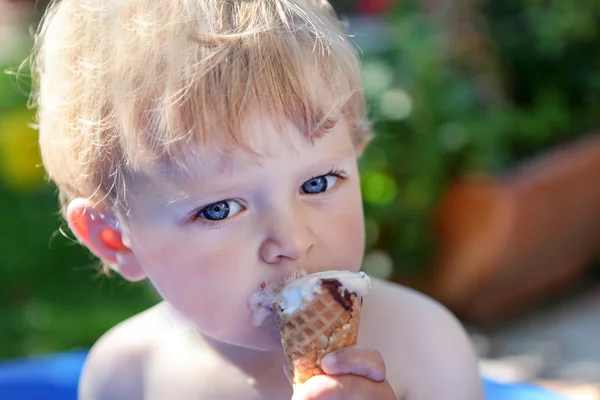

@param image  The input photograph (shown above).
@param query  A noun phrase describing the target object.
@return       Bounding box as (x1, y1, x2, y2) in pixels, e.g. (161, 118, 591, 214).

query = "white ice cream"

(274, 270, 372, 315)
(248, 270, 308, 326)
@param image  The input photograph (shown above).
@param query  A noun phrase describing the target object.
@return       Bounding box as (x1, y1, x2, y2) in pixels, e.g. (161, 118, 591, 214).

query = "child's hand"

(291, 346, 397, 400)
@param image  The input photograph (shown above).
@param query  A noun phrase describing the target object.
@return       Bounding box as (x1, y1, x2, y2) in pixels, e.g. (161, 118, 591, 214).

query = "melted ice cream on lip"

(249, 281, 282, 326)
(248, 270, 308, 326)
(273, 270, 372, 315)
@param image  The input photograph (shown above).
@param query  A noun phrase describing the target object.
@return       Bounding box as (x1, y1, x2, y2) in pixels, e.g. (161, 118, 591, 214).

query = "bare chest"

(141, 338, 293, 400)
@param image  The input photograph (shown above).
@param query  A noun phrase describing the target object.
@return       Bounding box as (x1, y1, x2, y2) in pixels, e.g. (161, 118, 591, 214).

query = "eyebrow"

(309, 116, 341, 143)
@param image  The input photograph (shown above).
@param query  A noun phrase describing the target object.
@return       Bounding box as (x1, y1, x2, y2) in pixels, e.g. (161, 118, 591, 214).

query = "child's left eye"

(301, 174, 340, 194)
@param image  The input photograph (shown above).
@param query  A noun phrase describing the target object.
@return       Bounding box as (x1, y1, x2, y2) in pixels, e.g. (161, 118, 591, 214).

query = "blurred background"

(2, 0, 600, 395)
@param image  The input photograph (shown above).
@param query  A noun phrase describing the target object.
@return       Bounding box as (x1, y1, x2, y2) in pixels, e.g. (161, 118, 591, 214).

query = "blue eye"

(197, 200, 243, 221)
(301, 175, 339, 194)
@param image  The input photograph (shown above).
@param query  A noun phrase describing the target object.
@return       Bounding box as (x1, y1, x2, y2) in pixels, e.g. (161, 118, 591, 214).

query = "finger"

(292, 374, 395, 400)
(320, 346, 386, 382)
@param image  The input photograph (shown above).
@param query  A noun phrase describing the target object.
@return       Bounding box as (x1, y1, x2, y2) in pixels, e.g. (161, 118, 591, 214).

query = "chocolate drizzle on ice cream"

(321, 279, 353, 311)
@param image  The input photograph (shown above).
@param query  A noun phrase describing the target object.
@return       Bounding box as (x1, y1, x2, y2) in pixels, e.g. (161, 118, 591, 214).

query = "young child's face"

(118, 112, 366, 351)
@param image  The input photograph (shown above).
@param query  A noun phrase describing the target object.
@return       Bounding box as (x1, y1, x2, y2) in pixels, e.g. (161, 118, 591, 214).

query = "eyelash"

(306, 168, 347, 189)
(188, 167, 348, 227)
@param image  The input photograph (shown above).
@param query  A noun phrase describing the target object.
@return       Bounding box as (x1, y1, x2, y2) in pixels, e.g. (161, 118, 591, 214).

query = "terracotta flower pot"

(422, 133, 600, 326)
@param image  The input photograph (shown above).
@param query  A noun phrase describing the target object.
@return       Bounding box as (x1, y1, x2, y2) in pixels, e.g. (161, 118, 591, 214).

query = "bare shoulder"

(360, 278, 484, 399)
(78, 302, 170, 400)
(362, 278, 464, 329)
(359, 278, 470, 351)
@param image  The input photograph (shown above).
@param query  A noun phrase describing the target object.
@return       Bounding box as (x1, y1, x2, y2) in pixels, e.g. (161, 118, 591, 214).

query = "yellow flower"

(0, 108, 46, 191)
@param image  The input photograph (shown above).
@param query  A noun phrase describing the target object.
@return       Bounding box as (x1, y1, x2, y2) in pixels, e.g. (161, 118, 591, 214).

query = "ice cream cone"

(272, 271, 371, 386)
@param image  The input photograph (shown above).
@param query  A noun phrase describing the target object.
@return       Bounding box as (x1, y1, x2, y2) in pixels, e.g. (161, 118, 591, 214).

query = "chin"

(253, 340, 284, 352)
(228, 323, 284, 352)
(202, 320, 283, 352)
(246, 325, 284, 352)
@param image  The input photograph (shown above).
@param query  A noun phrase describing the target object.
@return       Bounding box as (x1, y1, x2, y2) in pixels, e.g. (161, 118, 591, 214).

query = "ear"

(66, 198, 147, 282)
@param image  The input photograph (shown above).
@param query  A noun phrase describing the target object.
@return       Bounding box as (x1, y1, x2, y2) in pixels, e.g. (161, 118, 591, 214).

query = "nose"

(259, 206, 314, 264)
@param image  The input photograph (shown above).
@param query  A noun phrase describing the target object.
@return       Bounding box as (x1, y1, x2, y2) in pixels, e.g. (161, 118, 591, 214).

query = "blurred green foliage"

(1, 0, 600, 358)
(360, 0, 600, 275)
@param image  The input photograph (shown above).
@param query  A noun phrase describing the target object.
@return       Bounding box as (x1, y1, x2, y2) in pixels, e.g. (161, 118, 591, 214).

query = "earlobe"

(66, 198, 147, 282)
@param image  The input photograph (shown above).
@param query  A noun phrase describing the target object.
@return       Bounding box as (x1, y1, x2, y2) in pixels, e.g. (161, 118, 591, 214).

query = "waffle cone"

(273, 284, 363, 386)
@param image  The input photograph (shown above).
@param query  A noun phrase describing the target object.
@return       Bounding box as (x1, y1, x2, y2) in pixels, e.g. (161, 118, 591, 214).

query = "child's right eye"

(192, 199, 244, 222)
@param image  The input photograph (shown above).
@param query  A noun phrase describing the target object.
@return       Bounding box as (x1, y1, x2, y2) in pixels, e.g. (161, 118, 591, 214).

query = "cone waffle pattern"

(274, 290, 362, 386)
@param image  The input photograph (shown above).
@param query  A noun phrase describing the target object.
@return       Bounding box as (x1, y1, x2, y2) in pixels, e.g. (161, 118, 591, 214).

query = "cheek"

(333, 208, 365, 257)
(140, 241, 260, 340)
(340, 181, 366, 249)
(315, 190, 365, 269)
(127, 224, 254, 314)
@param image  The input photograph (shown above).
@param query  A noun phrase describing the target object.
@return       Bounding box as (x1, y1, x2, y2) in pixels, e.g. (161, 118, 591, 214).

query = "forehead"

(162, 111, 349, 176)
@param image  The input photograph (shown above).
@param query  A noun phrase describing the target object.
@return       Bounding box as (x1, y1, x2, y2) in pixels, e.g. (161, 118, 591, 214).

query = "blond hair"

(32, 0, 372, 214)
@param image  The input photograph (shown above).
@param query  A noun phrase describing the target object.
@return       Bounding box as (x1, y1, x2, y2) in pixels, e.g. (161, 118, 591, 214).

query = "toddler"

(33, 0, 484, 398)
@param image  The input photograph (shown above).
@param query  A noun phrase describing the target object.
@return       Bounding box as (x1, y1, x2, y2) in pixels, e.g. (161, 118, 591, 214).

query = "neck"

(198, 333, 285, 382)
(199, 332, 285, 374)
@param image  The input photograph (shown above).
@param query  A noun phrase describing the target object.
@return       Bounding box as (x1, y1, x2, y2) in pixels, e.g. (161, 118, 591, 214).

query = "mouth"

(248, 269, 307, 327)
